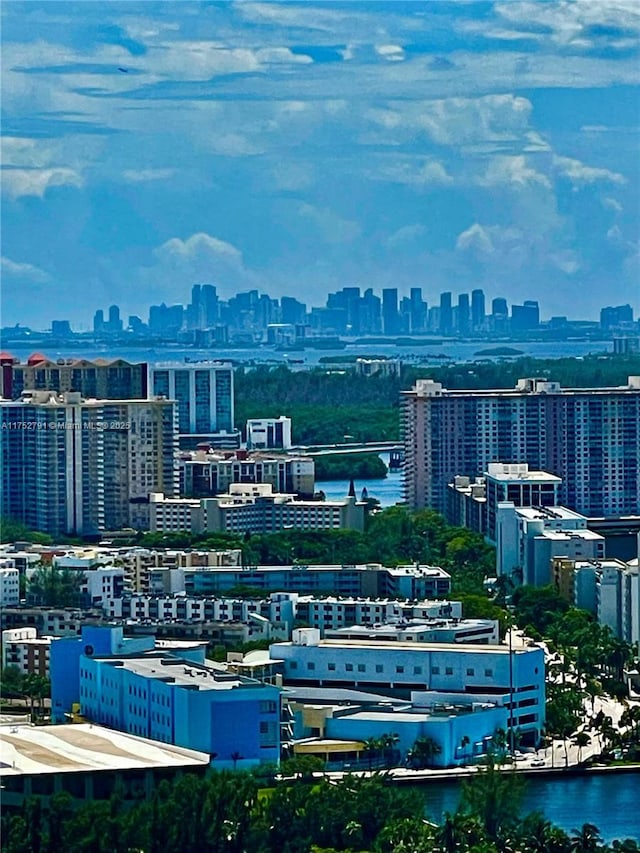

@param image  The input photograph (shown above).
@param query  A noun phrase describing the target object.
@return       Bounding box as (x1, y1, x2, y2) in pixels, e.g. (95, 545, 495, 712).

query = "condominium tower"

(1, 391, 178, 535)
(402, 377, 640, 517)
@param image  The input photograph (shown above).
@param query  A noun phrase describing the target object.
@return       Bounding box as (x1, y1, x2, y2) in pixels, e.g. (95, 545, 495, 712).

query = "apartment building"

(294, 597, 462, 633)
(246, 416, 292, 450)
(2, 628, 52, 677)
(0, 392, 178, 535)
(0, 353, 147, 400)
(179, 448, 314, 498)
(496, 504, 605, 585)
(186, 563, 451, 599)
(148, 361, 237, 444)
(0, 566, 20, 606)
(150, 485, 366, 535)
(402, 376, 640, 516)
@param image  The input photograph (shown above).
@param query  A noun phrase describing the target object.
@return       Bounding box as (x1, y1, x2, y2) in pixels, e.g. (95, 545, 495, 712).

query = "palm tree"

(362, 737, 380, 771)
(380, 732, 400, 767)
(572, 731, 591, 764)
(230, 751, 243, 771)
(570, 823, 603, 852)
(407, 736, 442, 770)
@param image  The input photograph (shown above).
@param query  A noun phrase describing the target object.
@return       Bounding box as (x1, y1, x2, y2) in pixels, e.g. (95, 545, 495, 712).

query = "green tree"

(460, 760, 524, 840)
(407, 736, 442, 770)
(26, 564, 83, 607)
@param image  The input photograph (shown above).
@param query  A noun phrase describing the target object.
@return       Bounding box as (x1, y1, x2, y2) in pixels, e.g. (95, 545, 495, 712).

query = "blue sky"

(1, 0, 639, 328)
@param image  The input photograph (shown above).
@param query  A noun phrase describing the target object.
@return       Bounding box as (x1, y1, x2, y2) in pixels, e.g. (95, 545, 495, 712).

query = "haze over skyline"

(1, 0, 639, 328)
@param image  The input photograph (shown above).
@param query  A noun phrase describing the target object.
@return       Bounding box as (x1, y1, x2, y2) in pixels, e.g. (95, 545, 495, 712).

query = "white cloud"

(602, 197, 623, 213)
(369, 158, 453, 188)
(122, 168, 176, 183)
(386, 224, 428, 249)
(298, 204, 361, 244)
(553, 155, 626, 186)
(456, 224, 496, 255)
(156, 233, 244, 265)
(1, 167, 84, 199)
(480, 155, 551, 188)
(1, 256, 50, 281)
(375, 44, 405, 61)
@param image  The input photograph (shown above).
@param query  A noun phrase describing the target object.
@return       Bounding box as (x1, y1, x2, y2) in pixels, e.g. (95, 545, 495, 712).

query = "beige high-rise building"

(402, 376, 640, 517)
(1, 391, 178, 535)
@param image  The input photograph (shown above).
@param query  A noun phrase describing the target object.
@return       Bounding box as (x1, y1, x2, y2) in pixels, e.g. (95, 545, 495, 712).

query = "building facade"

(271, 629, 545, 744)
(1, 392, 178, 535)
(149, 362, 235, 441)
(179, 449, 315, 498)
(246, 417, 292, 450)
(402, 377, 640, 517)
(50, 626, 281, 768)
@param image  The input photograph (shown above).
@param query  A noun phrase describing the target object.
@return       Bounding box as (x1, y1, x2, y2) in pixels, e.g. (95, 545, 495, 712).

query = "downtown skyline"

(1, 1, 639, 327)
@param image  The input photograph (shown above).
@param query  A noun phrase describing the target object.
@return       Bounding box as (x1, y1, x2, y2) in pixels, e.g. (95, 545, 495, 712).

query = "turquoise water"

(412, 771, 640, 842)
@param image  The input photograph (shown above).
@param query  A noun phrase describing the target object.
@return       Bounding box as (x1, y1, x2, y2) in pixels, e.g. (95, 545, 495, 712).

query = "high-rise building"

(360, 288, 382, 335)
(511, 301, 540, 332)
(471, 289, 485, 331)
(281, 296, 307, 326)
(410, 288, 427, 334)
(1, 392, 178, 535)
(601, 304, 634, 329)
(382, 288, 400, 336)
(149, 362, 235, 441)
(457, 293, 470, 336)
(93, 310, 104, 334)
(108, 305, 123, 334)
(0, 353, 148, 400)
(148, 303, 185, 337)
(439, 292, 453, 335)
(402, 376, 640, 516)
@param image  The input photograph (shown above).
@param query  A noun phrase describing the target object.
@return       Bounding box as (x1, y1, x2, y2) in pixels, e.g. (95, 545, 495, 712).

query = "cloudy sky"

(1, 0, 639, 328)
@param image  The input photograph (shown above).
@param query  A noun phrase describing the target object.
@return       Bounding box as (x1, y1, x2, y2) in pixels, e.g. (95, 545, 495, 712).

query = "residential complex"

(179, 447, 315, 499)
(402, 376, 640, 517)
(0, 392, 178, 535)
(149, 361, 237, 445)
(246, 416, 292, 450)
(150, 485, 365, 534)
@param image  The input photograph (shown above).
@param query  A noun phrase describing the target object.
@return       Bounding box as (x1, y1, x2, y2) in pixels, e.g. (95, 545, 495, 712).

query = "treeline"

(314, 453, 388, 480)
(2, 767, 637, 853)
(234, 355, 640, 445)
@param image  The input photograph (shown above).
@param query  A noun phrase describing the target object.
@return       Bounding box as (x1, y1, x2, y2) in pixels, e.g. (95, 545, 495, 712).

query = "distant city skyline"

(1, 1, 639, 326)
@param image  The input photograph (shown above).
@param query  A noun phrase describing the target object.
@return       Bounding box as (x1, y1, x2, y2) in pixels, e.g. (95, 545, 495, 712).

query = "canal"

(410, 768, 640, 842)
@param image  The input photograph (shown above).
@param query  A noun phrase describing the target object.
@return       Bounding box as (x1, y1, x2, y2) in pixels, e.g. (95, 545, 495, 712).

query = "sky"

(1, 0, 639, 329)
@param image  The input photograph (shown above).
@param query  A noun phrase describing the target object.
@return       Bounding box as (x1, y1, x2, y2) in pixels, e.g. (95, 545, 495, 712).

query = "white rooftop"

(0, 723, 209, 777)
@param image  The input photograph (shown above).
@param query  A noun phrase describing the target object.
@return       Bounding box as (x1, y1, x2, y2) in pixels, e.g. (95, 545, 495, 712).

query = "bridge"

(291, 441, 404, 464)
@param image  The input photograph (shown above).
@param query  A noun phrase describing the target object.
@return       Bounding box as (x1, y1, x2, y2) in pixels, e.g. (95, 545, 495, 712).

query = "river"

(412, 770, 640, 842)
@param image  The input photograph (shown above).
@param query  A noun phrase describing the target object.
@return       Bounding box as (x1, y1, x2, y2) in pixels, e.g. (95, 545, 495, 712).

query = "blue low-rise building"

(51, 626, 281, 769)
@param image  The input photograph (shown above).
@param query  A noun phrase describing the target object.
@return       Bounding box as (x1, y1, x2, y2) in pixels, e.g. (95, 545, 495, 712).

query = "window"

(328, 663, 336, 671)
(395, 665, 404, 674)
(484, 668, 493, 677)
(290, 661, 298, 670)
(259, 700, 277, 714)
(445, 667, 453, 676)
(431, 666, 440, 675)
(413, 666, 422, 675)
(345, 663, 353, 672)
(307, 662, 315, 671)
(357, 664, 366, 673)
(375, 664, 383, 673)
(466, 668, 475, 676)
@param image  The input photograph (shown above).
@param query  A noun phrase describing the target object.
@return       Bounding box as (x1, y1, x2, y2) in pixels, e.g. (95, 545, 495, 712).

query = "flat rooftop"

(99, 652, 265, 691)
(0, 723, 209, 777)
(515, 506, 588, 522)
(274, 639, 539, 654)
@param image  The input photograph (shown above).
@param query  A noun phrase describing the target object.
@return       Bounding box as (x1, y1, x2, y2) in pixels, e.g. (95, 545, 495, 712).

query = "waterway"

(412, 770, 640, 842)
(7, 338, 613, 367)
(315, 453, 404, 507)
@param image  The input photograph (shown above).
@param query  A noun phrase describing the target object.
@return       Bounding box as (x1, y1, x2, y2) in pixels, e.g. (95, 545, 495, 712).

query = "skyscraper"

(410, 288, 427, 334)
(402, 376, 640, 517)
(1, 392, 178, 535)
(471, 289, 485, 331)
(457, 293, 470, 336)
(149, 362, 235, 441)
(382, 288, 400, 336)
(439, 292, 453, 335)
